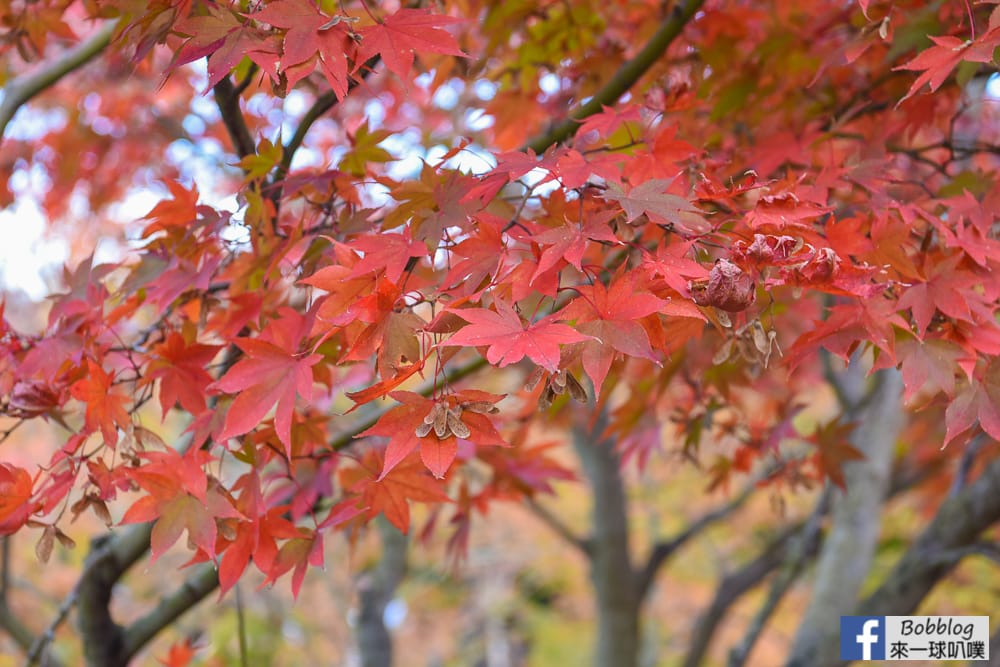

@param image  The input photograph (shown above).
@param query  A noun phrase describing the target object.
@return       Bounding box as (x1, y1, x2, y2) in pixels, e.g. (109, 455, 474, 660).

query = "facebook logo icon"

(841, 616, 886, 660)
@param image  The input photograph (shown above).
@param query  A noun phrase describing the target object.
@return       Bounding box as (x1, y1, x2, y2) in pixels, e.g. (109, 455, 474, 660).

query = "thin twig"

(1, 537, 9, 602)
(524, 498, 590, 555)
(234, 584, 248, 667)
(25, 585, 78, 667)
(636, 481, 757, 600)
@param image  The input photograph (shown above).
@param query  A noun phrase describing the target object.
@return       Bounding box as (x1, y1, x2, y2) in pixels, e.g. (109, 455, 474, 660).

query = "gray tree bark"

(786, 368, 903, 667)
(357, 517, 409, 667)
(573, 420, 641, 667)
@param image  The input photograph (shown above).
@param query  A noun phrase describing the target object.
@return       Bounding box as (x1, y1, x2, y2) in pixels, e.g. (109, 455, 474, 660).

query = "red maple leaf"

(896, 252, 984, 337)
(441, 298, 591, 372)
(0, 464, 35, 535)
(347, 231, 427, 284)
(558, 271, 667, 394)
(212, 310, 321, 456)
(250, 0, 353, 98)
(355, 8, 466, 80)
(157, 638, 199, 667)
(174, 6, 272, 89)
(896, 336, 966, 407)
(602, 179, 708, 234)
(142, 332, 221, 418)
(261, 531, 323, 599)
(810, 419, 865, 489)
(894, 35, 985, 105)
(639, 241, 709, 295)
(342, 450, 451, 533)
(358, 390, 506, 478)
(120, 449, 242, 561)
(69, 360, 131, 445)
(441, 214, 507, 295)
(529, 216, 621, 284)
(944, 359, 1000, 445)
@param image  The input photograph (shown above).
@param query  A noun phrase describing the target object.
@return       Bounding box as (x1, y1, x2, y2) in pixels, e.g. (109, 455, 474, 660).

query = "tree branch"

(680, 458, 928, 667)
(85, 358, 489, 663)
(727, 487, 831, 667)
(636, 482, 757, 601)
(0, 537, 63, 667)
(0, 606, 39, 662)
(213, 77, 255, 160)
(573, 413, 641, 667)
(25, 584, 75, 667)
(357, 517, 408, 667)
(0, 21, 117, 141)
(524, 0, 705, 153)
(949, 432, 986, 497)
(682, 524, 817, 667)
(76, 524, 153, 667)
(816, 453, 1000, 667)
(786, 368, 903, 667)
(121, 563, 218, 662)
(277, 56, 381, 185)
(524, 498, 590, 556)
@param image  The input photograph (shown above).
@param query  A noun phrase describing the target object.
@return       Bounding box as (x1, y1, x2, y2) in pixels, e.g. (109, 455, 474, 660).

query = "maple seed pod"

(217, 519, 238, 542)
(424, 402, 446, 425)
(525, 366, 545, 391)
(433, 405, 450, 438)
(54, 529, 75, 550)
(565, 372, 588, 403)
(446, 409, 471, 439)
(92, 498, 113, 528)
(713, 338, 736, 365)
(462, 401, 499, 414)
(551, 375, 567, 395)
(538, 384, 556, 409)
(416, 421, 434, 438)
(751, 320, 769, 355)
(36, 527, 55, 564)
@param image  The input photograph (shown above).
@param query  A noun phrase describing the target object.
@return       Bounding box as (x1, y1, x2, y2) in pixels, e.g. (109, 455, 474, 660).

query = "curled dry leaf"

(691, 259, 756, 312)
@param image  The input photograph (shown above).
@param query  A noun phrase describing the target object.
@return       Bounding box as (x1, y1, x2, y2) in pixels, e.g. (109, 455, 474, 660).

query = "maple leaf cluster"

(1, 0, 999, 596)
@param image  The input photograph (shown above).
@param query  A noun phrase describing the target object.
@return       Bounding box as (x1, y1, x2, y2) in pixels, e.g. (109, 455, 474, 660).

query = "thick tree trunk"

(786, 368, 903, 667)
(573, 421, 641, 667)
(357, 517, 408, 667)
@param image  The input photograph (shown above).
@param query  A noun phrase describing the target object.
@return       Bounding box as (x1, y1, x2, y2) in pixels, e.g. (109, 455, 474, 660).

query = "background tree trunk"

(357, 517, 409, 667)
(573, 420, 641, 667)
(787, 368, 903, 667)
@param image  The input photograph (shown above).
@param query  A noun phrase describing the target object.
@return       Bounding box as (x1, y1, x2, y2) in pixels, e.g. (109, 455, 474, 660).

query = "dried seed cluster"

(713, 316, 781, 368)
(415, 399, 499, 440)
(526, 368, 588, 408)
